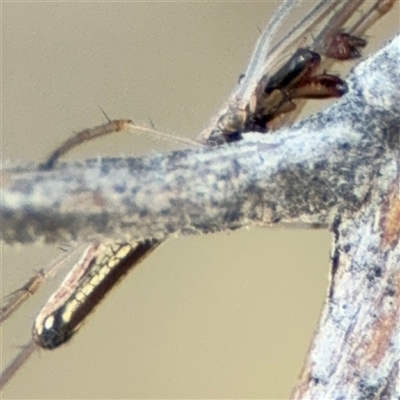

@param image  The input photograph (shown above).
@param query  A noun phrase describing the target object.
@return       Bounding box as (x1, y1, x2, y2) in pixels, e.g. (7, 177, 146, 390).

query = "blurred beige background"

(2, 2, 399, 399)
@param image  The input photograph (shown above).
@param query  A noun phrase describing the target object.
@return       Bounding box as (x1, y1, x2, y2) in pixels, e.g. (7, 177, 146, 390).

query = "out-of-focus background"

(2, 2, 399, 399)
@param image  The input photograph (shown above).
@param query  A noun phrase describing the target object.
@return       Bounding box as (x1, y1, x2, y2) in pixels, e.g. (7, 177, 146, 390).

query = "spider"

(1, 0, 397, 396)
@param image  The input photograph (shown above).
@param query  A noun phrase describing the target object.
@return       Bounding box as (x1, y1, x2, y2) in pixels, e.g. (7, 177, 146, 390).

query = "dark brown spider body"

(216, 47, 349, 142)
(214, 30, 368, 144)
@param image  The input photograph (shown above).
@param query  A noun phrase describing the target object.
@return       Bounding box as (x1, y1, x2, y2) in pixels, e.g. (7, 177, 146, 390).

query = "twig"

(2, 37, 399, 244)
(0, 340, 37, 389)
(1, 11, 399, 400)
(2, 34, 399, 399)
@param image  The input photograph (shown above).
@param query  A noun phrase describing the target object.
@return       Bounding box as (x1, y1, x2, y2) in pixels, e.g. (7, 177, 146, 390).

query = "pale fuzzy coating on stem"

(1, 37, 399, 246)
(289, 35, 400, 400)
(0, 126, 379, 244)
(292, 189, 400, 398)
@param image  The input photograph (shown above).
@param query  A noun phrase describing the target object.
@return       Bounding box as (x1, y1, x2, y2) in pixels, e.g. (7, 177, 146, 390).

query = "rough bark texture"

(1, 34, 399, 400)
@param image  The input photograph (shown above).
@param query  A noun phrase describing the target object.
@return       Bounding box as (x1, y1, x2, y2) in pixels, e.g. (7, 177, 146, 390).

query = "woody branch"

(1, 35, 399, 399)
(1, 37, 399, 245)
